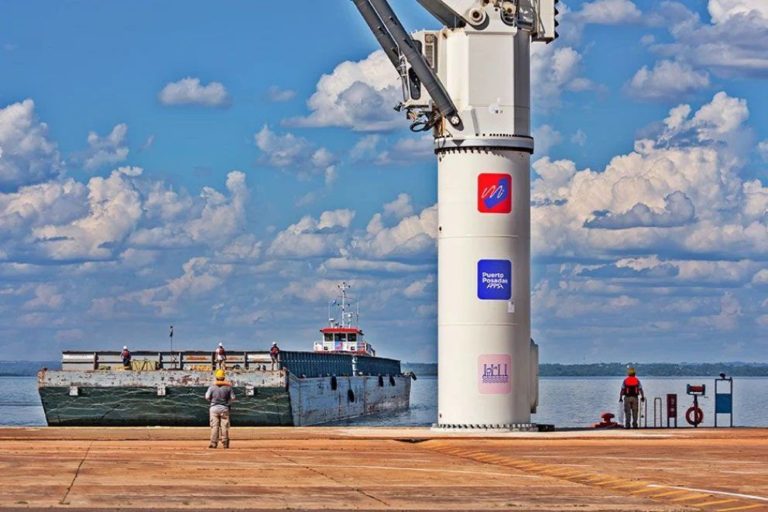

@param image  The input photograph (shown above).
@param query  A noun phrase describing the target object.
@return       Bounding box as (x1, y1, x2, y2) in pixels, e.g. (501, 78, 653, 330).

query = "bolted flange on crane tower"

(350, 0, 558, 430)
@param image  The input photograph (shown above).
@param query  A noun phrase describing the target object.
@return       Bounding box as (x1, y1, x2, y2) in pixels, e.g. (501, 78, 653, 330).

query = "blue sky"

(1, 0, 767, 362)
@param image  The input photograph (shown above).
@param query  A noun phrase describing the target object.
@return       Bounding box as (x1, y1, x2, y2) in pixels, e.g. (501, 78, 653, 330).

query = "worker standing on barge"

(120, 346, 131, 370)
(619, 367, 645, 429)
(270, 342, 280, 371)
(205, 369, 235, 448)
(215, 342, 227, 369)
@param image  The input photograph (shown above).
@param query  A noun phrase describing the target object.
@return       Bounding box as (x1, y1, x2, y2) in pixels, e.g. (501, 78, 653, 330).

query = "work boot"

(222, 440, 229, 449)
(208, 443, 217, 449)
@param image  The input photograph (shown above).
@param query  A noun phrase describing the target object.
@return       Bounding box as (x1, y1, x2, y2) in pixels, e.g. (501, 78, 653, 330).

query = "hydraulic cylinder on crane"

(351, 0, 558, 429)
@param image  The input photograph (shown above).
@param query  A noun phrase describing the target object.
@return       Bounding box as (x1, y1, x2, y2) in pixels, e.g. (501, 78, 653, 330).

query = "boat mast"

(338, 281, 350, 328)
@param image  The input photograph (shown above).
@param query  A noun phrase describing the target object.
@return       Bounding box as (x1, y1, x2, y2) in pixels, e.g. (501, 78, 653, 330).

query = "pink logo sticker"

(478, 354, 512, 394)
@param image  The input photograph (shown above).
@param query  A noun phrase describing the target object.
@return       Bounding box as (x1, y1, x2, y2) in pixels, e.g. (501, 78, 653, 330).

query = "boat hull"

(39, 386, 292, 426)
(38, 370, 411, 426)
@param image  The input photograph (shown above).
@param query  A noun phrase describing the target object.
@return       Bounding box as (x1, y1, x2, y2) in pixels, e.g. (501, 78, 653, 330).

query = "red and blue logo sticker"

(478, 173, 512, 213)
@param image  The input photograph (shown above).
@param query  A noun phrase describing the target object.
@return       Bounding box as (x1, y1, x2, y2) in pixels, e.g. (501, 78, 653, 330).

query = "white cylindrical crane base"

(436, 144, 533, 427)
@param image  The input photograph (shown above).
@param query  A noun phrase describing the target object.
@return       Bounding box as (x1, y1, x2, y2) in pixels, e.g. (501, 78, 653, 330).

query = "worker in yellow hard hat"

(619, 367, 645, 429)
(205, 369, 235, 448)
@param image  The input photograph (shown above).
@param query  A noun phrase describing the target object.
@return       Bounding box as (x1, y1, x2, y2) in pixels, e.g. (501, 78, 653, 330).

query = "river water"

(5, 375, 766, 428)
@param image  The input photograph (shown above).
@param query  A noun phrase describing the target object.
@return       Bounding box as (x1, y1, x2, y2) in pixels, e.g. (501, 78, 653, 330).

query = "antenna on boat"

(327, 300, 335, 326)
(338, 281, 351, 328)
(169, 325, 175, 364)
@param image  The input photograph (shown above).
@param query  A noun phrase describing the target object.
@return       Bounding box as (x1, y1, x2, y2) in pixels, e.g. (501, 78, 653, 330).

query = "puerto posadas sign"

(477, 259, 512, 300)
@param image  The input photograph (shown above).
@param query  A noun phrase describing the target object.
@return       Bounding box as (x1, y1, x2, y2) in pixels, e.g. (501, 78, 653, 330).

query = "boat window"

(348, 334, 357, 342)
(324, 333, 333, 342)
(334, 333, 345, 342)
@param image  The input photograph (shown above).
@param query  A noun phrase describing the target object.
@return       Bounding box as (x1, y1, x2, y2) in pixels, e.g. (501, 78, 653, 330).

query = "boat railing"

(279, 351, 401, 378)
(60, 350, 403, 377)
(61, 350, 271, 372)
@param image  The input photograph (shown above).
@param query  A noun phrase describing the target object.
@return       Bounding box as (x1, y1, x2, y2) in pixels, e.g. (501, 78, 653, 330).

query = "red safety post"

(666, 394, 677, 428)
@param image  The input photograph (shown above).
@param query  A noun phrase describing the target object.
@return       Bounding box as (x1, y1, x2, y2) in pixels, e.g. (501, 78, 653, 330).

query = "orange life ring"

(685, 406, 703, 426)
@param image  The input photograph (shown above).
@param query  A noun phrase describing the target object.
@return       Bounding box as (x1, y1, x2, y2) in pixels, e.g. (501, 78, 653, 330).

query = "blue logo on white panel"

(477, 260, 512, 300)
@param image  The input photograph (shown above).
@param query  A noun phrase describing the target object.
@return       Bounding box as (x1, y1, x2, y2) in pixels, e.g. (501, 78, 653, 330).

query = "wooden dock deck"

(0, 427, 766, 511)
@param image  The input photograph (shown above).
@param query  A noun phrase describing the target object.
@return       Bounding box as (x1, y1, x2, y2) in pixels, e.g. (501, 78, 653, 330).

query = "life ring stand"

(685, 405, 703, 426)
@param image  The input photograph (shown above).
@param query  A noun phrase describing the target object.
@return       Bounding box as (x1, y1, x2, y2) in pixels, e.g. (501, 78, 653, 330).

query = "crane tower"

(351, 0, 558, 429)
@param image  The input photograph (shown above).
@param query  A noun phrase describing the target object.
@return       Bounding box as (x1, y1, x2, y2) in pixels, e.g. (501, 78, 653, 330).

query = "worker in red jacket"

(120, 346, 131, 370)
(270, 342, 280, 371)
(619, 367, 645, 429)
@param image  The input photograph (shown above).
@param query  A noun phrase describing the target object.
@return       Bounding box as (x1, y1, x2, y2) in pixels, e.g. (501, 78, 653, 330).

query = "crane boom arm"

(350, 0, 462, 127)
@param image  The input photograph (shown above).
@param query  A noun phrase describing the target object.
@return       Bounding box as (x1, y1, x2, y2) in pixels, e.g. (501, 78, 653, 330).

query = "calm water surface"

(4, 375, 766, 428)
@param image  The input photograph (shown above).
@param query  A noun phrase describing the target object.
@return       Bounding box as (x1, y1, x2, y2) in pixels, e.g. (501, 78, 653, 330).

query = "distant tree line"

(539, 362, 768, 377)
(3, 360, 768, 377)
(402, 362, 768, 377)
(0, 361, 59, 376)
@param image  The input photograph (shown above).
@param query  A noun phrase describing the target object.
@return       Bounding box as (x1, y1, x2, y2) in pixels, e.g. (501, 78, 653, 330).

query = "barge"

(38, 284, 412, 426)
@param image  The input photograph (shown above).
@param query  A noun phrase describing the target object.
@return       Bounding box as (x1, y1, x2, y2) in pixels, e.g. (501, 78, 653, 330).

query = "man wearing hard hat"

(205, 369, 235, 448)
(619, 367, 645, 429)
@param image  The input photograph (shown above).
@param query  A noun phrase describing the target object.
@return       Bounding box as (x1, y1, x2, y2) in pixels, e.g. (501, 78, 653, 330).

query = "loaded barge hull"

(38, 350, 411, 426)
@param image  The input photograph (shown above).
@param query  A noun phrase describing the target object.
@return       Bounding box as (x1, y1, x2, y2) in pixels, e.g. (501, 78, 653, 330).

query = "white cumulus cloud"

(158, 77, 230, 107)
(533, 124, 562, 155)
(531, 45, 594, 108)
(254, 125, 336, 179)
(288, 50, 401, 131)
(266, 85, 296, 102)
(708, 0, 768, 24)
(82, 123, 129, 170)
(626, 60, 710, 102)
(0, 179, 87, 240)
(0, 99, 62, 190)
(383, 193, 414, 220)
(531, 92, 766, 261)
(576, 0, 643, 24)
(268, 209, 355, 258)
(33, 167, 144, 261)
(105, 257, 234, 316)
(758, 140, 768, 161)
(129, 171, 249, 249)
(353, 204, 437, 259)
(585, 191, 696, 229)
(650, 1, 768, 78)
(403, 274, 435, 299)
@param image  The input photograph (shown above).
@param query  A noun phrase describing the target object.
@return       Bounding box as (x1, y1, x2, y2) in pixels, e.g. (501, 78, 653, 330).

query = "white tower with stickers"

(351, 0, 557, 428)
